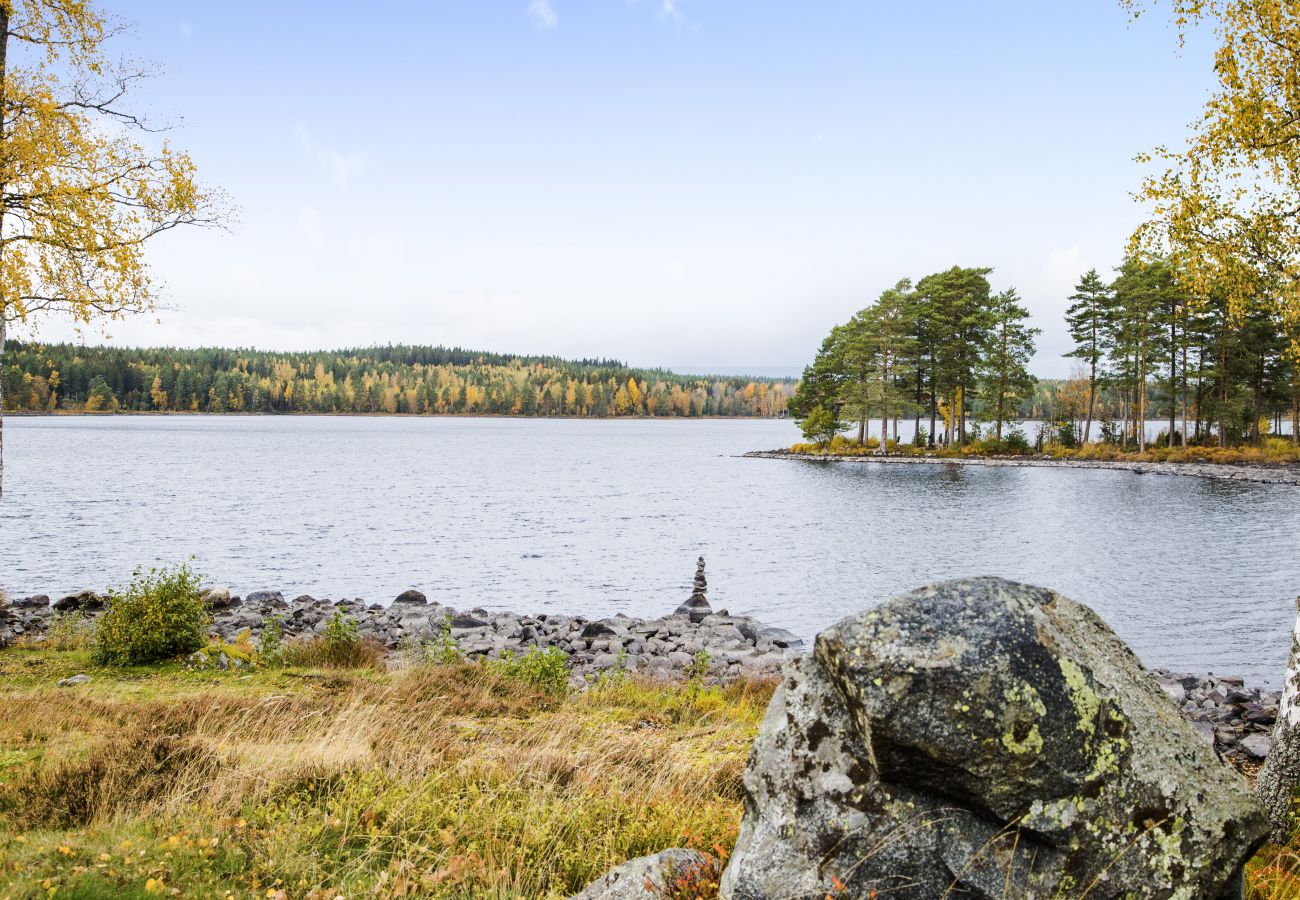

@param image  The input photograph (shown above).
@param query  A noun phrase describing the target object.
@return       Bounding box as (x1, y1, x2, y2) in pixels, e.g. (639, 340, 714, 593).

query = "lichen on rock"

(720, 576, 1267, 899)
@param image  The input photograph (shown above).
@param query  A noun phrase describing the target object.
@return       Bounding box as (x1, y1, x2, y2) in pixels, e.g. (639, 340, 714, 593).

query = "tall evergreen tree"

(980, 288, 1039, 440)
(1063, 269, 1112, 443)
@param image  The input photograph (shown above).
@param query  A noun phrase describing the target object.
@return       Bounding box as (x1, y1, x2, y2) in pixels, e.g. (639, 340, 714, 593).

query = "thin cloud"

(294, 124, 366, 187)
(529, 0, 558, 30)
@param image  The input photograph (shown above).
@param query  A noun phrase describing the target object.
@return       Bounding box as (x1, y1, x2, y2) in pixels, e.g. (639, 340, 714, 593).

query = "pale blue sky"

(32, 1, 1216, 376)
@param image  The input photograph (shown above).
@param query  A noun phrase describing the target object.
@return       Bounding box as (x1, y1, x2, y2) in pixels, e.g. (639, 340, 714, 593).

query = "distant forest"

(0, 342, 795, 418)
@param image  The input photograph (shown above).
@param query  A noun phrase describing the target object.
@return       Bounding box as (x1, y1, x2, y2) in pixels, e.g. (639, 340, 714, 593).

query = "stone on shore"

(394, 589, 427, 605)
(570, 848, 715, 900)
(201, 586, 234, 608)
(52, 589, 103, 612)
(720, 576, 1267, 899)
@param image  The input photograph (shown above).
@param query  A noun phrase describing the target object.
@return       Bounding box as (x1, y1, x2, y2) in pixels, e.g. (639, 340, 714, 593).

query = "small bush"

(484, 646, 569, 695)
(45, 610, 96, 651)
(258, 614, 284, 659)
(402, 619, 463, 667)
(280, 611, 385, 670)
(685, 649, 712, 682)
(1003, 429, 1031, 455)
(92, 563, 210, 666)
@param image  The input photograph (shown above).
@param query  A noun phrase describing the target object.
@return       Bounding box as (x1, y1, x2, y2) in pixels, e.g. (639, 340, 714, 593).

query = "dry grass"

(277, 633, 387, 670)
(0, 647, 772, 898)
(1, 645, 1294, 898)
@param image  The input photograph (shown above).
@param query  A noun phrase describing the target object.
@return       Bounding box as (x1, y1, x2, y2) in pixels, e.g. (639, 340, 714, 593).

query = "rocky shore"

(0, 558, 805, 686)
(744, 448, 1300, 486)
(0, 564, 1281, 763)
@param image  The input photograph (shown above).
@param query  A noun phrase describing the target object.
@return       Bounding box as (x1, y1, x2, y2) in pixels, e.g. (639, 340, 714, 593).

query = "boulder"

(570, 848, 715, 899)
(57, 674, 92, 687)
(450, 614, 489, 629)
(721, 577, 1267, 900)
(201, 586, 233, 609)
(394, 589, 427, 605)
(53, 589, 103, 612)
(245, 590, 286, 607)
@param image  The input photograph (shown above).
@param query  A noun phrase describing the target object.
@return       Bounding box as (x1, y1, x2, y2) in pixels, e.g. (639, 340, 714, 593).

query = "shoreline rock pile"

(1153, 668, 1280, 763)
(0, 559, 806, 684)
(0, 572, 1285, 766)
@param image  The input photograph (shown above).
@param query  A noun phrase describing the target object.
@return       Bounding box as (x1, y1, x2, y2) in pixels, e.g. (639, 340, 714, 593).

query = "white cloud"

(296, 206, 322, 243)
(660, 0, 683, 22)
(294, 124, 366, 187)
(529, 0, 558, 30)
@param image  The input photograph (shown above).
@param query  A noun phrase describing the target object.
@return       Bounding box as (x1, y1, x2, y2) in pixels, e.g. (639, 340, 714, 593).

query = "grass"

(3, 643, 1298, 898)
(0, 645, 771, 898)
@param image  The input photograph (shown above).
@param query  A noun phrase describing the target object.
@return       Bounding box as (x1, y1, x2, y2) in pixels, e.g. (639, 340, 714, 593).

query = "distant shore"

(743, 449, 1300, 486)
(5, 410, 791, 421)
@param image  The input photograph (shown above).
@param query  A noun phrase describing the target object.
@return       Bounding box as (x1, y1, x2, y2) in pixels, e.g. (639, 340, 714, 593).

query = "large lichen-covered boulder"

(720, 577, 1267, 899)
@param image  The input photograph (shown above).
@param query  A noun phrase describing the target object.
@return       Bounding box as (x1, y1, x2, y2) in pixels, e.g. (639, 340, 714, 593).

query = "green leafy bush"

(484, 646, 569, 695)
(258, 614, 284, 659)
(92, 563, 210, 666)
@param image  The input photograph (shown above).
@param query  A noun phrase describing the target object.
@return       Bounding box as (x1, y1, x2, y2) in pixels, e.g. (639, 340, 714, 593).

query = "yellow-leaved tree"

(0, 0, 222, 497)
(1126, 0, 1300, 335)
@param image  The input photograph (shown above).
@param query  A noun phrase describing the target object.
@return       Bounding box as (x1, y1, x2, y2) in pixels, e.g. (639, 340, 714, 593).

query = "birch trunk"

(1258, 596, 1300, 843)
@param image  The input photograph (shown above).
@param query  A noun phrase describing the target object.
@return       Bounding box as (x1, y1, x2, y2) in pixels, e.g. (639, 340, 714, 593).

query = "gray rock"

(571, 848, 714, 899)
(57, 673, 92, 687)
(721, 577, 1267, 900)
(245, 590, 286, 607)
(394, 589, 427, 604)
(1241, 733, 1272, 759)
(53, 590, 103, 612)
(450, 614, 489, 629)
(201, 586, 233, 609)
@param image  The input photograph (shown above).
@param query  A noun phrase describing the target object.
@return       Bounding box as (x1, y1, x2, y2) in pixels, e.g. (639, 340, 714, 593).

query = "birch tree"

(0, 0, 220, 498)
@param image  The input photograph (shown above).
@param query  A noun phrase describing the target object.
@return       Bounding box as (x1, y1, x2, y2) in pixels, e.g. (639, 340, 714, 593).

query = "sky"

(23, 1, 1219, 378)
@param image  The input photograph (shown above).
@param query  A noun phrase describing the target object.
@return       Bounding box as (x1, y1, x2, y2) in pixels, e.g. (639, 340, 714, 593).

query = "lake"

(2, 415, 1297, 685)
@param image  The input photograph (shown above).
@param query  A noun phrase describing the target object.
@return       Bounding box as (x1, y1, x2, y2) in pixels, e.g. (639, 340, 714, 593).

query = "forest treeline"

(793, 258, 1300, 450)
(0, 343, 795, 418)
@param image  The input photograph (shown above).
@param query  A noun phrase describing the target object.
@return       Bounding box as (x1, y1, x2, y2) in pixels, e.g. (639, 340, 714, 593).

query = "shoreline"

(743, 449, 1300, 486)
(3, 410, 790, 421)
(0, 585, 1280, 764)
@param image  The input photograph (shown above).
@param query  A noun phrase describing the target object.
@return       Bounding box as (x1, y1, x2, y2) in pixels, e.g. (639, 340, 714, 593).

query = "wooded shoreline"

(744, 449, 1300, 486)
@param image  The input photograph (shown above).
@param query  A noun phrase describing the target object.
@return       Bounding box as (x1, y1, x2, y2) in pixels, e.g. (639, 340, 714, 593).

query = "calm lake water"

(2, 415, 1297, 685)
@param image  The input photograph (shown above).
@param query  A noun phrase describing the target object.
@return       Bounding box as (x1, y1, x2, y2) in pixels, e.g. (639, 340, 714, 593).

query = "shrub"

(45, 610, 96, 651)
(401, 618, 464, 667)
(685, 649, 712, 682)
(1003, 429, 1031, 455)
(258, 614, 284, 659)
(92, 563, 210, 666)
(484, 646, 569, 695)
(798, 406, 842, 447)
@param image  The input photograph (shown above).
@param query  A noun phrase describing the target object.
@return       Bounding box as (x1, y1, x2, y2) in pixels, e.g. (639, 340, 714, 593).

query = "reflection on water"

(2, 415, 1297, 685)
